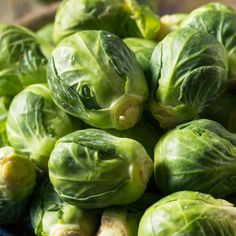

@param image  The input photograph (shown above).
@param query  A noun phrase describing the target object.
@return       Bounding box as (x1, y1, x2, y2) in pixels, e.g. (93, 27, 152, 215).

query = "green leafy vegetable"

(48, 30, 148, 130)
(49, 129, 153, 208)
(181, 3, 236, 81)
(31, 182, 99, 236)
(0, 146, 36, 224)
(149, 28, 228, 128)
(154, 119, 236, 198)
(53, 0, 160, 43)
(6, 84, 77, 171)
(0, 24, 48, 96)
(138, 191, 236, 236)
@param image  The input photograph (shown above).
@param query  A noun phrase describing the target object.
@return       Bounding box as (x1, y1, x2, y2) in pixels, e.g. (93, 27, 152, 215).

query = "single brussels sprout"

(201, 89, 236, 133)
(123, 38, 156, 74)
(6, 84, 77, 171)
(149, 28, 228, 129)
(138, 191, 236, 236)
(31, 182, 99, 236)
(53, 0, 160, 43)
(48, 30, 149, 130)
(49, 129, 153, 208)
(0, 97, 11, 147)
(154, 119, 236, 198)
(157, 13, 187, 40)
(0, 24, 48, 96)
(0, 146, 36, 224)
(37, 23, 54, 46)
(181, 3, 236, 81)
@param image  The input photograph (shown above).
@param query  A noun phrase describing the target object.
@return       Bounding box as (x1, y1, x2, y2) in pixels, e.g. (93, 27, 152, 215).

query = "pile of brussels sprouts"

(2, 0, 236, 235)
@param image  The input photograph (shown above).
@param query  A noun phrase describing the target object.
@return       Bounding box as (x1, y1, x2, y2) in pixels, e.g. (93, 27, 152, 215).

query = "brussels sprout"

(181, 3, 236, 81)
(48, 30, 149, 130)
(138, 191, 236, 236)
(123, 38, 156, 74)
(0, 146, 36, 224)
(0, 24, 48, 96)
(6, 84, 77, 171)
(49, 129, 153, 208)
(0, 97, 11, 147)
(157, 13, 187, 40)
(149, 28, 228, 129)
(53, 0, 160, 43)
(201, 89, 236, 133)
(31, 182, 99, 236)
(154, 119, 236, 198)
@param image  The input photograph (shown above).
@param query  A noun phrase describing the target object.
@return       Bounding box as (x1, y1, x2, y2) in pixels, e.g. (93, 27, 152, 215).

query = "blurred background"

(0, 0, 236, 27)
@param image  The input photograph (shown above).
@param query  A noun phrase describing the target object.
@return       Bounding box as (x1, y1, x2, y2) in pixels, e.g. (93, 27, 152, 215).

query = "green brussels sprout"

(37, 23, 54, 46)
(0, 97, 11, 147)
(123, 37, 156, 74)
(0, 24, 48, 96)
(48, 30, 149, 130)
(6, 84, 77, 171)
(201, 89, 236, 133)
(138, 191, 236, 236)
(49, 129, 153, 208)
(149, 28, 228, 129)
(154, 119, 236, 198)
(31, 182, 99, 236)
(0, 146, 36, 224)
(53, 0, 160, 43)
(157, 13, 187, 40)
(181, 3, 236, 81)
